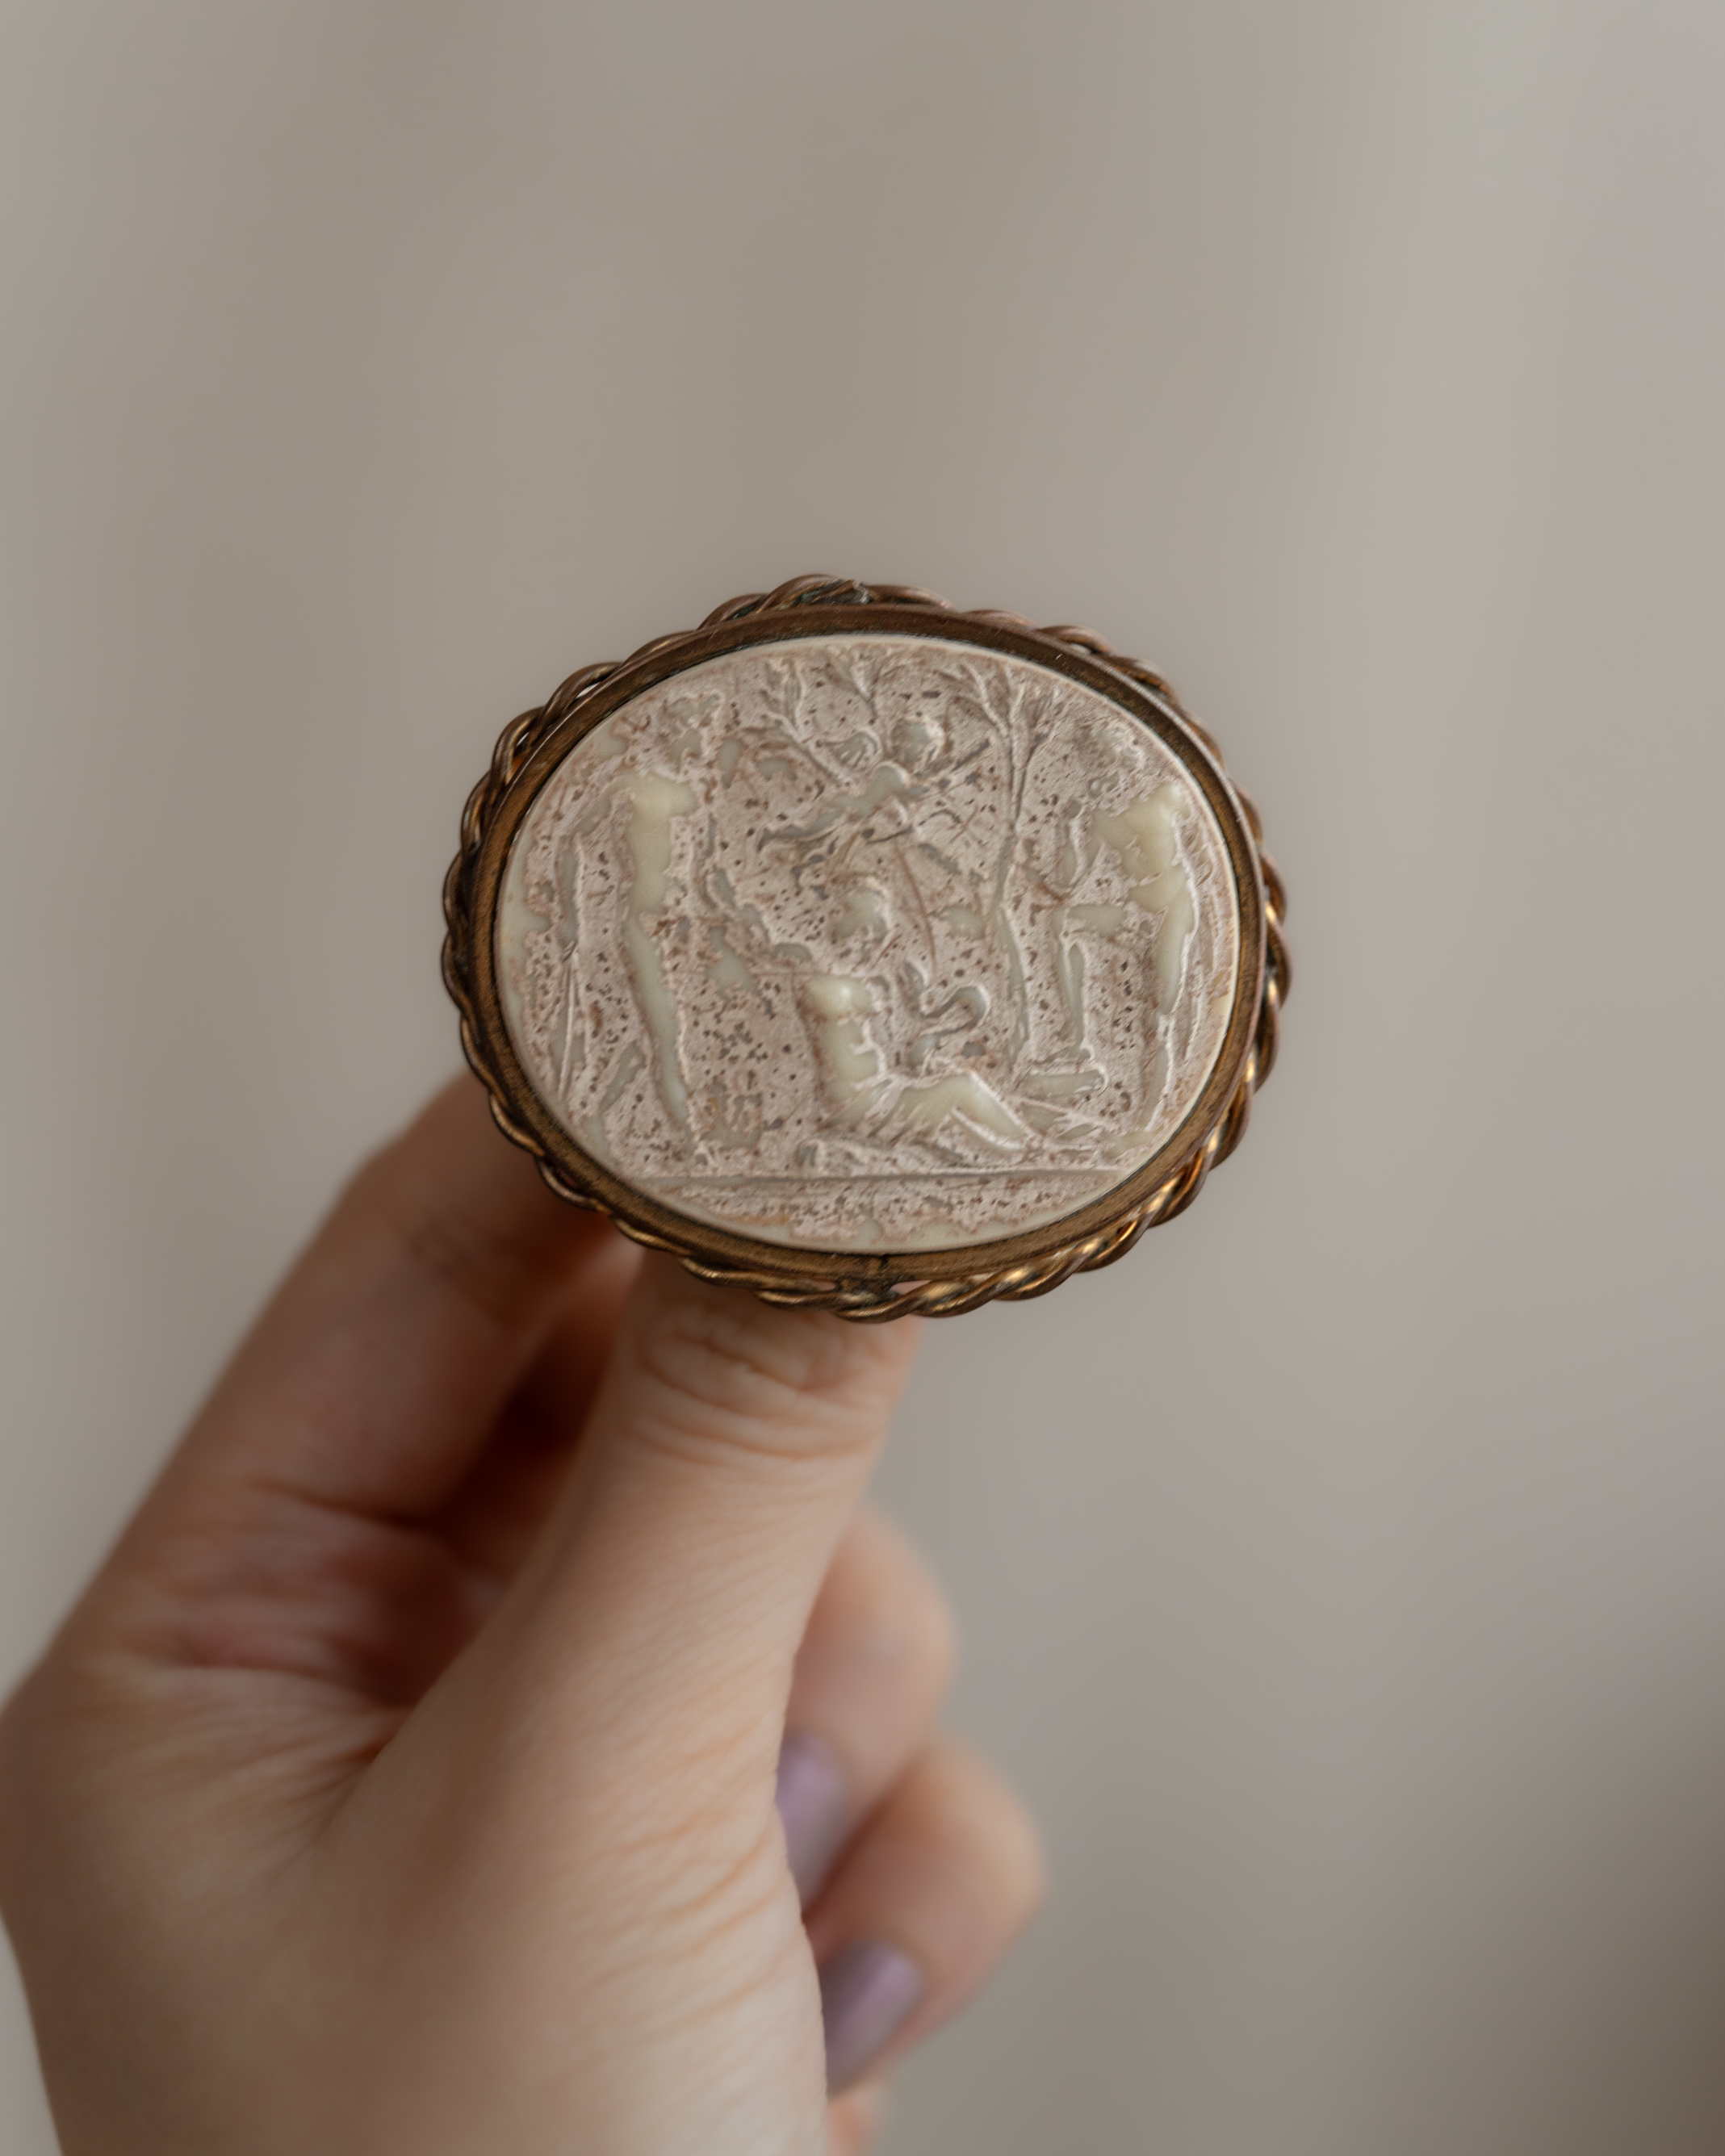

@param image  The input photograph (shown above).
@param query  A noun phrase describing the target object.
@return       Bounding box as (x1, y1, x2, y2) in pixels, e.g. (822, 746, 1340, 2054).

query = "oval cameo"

(496, 634, 1241, 1253)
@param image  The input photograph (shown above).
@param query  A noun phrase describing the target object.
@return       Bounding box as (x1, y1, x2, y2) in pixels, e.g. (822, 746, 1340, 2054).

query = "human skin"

(0, 1077, 1042, 2155)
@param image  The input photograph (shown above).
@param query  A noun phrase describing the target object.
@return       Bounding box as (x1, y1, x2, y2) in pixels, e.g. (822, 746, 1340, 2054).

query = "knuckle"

(831, 1513, 959, 1693)
(863, 1575, 957, 1713)
(626, 1269, 910, 1463)
(986, 1781, 1048, 1914)
(0, 1664, 83, 1910)
(370, 1180, 555, 1332)
(0, 1690, 27, 1872)
(918, 1740, 1048, 1912)
(342, 1103, 592, 1335)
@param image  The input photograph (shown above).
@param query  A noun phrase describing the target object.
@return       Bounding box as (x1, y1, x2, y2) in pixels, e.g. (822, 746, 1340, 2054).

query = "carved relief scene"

(497, 634, 1241, 1250)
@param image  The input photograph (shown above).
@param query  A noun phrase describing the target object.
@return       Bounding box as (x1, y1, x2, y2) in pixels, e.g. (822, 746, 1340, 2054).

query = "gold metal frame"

(444, 576, 1289, 1319)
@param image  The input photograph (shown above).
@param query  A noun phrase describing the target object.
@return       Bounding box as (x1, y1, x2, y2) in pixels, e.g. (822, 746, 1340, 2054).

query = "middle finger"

(776, 1506, 957, 1903)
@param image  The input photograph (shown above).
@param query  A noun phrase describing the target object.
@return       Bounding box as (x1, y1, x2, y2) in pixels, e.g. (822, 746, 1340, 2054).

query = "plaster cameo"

(496, 633, 1241, 1253)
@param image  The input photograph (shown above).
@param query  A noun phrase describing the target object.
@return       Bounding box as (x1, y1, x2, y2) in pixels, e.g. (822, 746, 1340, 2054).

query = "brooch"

(445, 576, 1287, 1318)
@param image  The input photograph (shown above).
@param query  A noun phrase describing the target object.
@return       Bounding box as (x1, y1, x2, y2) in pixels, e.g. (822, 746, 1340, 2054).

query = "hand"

(0, 1078, 1042, 2154)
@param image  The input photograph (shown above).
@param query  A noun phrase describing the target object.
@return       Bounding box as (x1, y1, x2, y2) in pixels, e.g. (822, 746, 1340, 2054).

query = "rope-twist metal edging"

(443, 577, 1289, 1321)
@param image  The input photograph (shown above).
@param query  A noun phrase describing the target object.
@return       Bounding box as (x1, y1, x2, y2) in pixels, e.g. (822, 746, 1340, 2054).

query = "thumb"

(455, 1254, 920, 1785)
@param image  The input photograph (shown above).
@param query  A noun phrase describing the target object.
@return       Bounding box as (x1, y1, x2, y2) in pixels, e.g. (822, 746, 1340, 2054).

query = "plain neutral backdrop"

(2, 3, 1722, 2150)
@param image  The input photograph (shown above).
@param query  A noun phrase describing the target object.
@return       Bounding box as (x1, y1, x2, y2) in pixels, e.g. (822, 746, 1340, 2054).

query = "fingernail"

(819, 1939, 925, 2092)
(774, 1731, 850, 1902)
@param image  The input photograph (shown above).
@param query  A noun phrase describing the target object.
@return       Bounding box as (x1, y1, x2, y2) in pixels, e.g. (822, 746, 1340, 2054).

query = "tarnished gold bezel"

(444, 576, 1287, 1319)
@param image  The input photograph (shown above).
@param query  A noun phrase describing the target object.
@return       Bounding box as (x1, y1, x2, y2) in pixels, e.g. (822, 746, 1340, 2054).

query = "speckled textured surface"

(498, 635, 1239, 1251)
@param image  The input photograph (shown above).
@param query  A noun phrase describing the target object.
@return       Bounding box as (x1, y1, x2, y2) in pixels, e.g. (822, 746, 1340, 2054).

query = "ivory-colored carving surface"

(498, 634, 1241, 1251)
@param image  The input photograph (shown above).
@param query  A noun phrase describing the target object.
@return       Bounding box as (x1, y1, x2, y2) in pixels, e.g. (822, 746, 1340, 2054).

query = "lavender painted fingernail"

(773, 1731, 849, 1902)
(819, 1939, 925, 2092)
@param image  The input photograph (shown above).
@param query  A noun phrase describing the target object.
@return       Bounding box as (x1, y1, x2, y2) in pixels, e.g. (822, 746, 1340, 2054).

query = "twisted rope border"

(444, 576, 1289, 1321)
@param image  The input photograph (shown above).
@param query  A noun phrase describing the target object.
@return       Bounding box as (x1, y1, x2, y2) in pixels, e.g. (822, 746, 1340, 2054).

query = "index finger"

(135, 1074, 611, 1534)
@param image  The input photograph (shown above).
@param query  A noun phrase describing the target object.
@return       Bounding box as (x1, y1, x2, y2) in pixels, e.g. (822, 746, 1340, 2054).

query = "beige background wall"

(2, 3, 1722, 2150)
